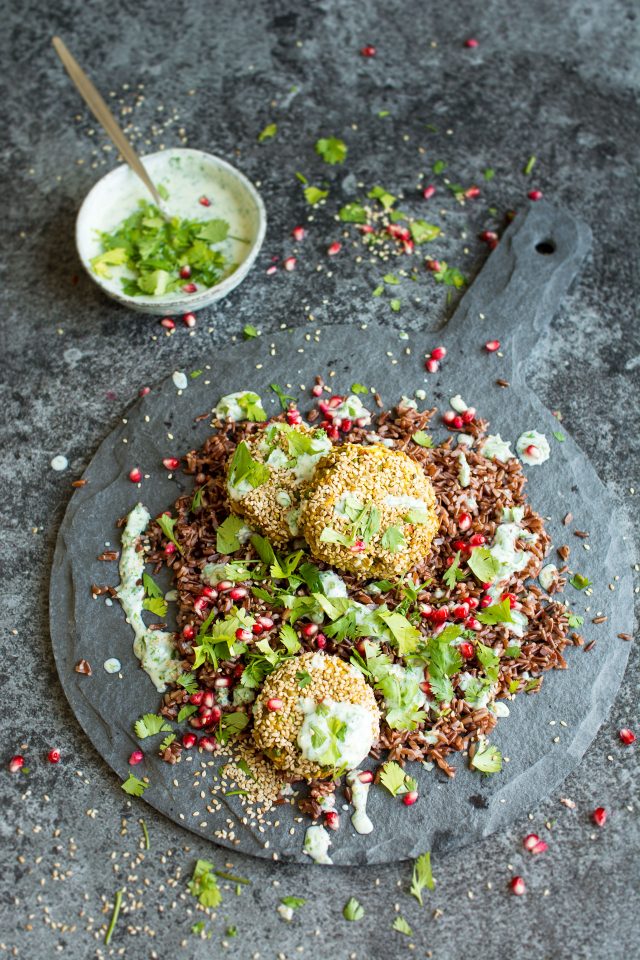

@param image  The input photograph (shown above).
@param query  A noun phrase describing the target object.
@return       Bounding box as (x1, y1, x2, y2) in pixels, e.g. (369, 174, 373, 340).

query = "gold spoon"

(52, 36, 169, 216)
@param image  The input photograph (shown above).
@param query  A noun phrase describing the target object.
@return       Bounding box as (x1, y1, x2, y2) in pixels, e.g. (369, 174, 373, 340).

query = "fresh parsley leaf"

(156, 513, 183, 554)
(257, 123, 277, 142)
(216, 514, 247, 554)
(483, 167, 495, 180)
(304, 186, 329, 205)
(279, 623, 301, 655)
(381, 526, 406, 552)
(379, 760, 410, 796)
(134, 714, 173, 739)
(412, 431, 433, 448)
(390, 299, 401, 312)
(177, 704, 198, 722)
(410, 220, 441, 244)
(142, 573, 163, 598)
(339, 202, 367, 223)
(443, 551, 465, 590)
(236, 758, 256, 780)
(377, 609, 422, 656)
(410, 852, 435, 905)
(567, 613, 584, 628)
(553, 431, 566, 442)
(350, 382, 369, 394)
(343, 897, 364, 921)
(121, 774, 148, 797)
(569, 573, 591, 591)
(196, 219, 229, 244)
(468, 547, 500, 583)
(270, 383, 298, 410)
(367, 185, 396, 210)
(372, 285, 384, 297)
(315, 137, 347, 164)
(504, 645, 521, 658)
(190, 369, 203, 379)
(142, 596, 168, 617)
(432, 160, 447, 174)
(159, 733, 175, 750)
(432, 261, 466, 288)
(281, 896, 305, 909)
(471, 742, 503, 773)
(217, 711, 250, 744)
(177, 671, 198, 694)
(392, 916, 413, 936)
(477, 598, 513, 625)
(296, 670, 312, 688)
(188, 859, 222, 908)
(228, 442, 270, 491)
(383, 273, 400, 284)
(243, 324, 259, 339)
(191, 484, 207, 513)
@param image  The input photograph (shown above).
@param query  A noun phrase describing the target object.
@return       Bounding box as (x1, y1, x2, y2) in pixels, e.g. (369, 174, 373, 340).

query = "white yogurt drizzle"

(303, 824, 333, 864)
(346, 770, 374, 835)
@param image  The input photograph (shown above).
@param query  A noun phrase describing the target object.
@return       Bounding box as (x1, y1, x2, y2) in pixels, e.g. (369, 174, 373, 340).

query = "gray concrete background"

(0, 1, 638, 958)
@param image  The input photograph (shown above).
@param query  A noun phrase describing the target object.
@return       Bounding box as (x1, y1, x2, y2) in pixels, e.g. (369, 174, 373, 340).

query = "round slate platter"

(50, 202, 633, 865)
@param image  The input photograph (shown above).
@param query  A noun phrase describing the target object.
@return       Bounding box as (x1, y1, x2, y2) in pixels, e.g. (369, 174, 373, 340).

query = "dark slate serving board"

(49, 201, 633, 865)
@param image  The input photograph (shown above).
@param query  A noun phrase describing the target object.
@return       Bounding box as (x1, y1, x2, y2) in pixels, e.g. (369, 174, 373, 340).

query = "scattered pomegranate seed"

(465, 617, 482, 631)
(182, 282, 197, 293)
(202, 691, 215, 709)
(458, 512, 472, 531)
(425, 258, 441, 272)
(419, 604, 433, 619)
(139, 386, 151, 397)
(403, 791, 419, 806)
(425, 358, 439, 374)
(510, 876, 526, 896)
(252, 623, 264, 635)
(217, 581, 233, 592)
(619, 728, 636, 745)
(358, 770, 374, 784)
(431, 346, 447, 361)
(467, 597, 479, 610)
(328, 395, 343, 408)
(47, 749, 61, 764)
(528, 189, 543, 201)
(469, 533, 486, 547)
(229, 587, 248, 601)
(452, 415, 464, 430)
(8, 756, 24, 773)
(182, 312, 196, 328)
(182, 733, 197, 749)
(179, 265, 191, 279)
(193, 596, 209, 616)
(324, 810, 340, 830)
(164, 542, 176, 556)
(235, 627, 252, 642)
(283, 256, 297, 271)
(592, 806, 607, 827)
(358, 223, 375, 234)
(341, 418, 353, 433)
(311, 384, 323, 397)
(501, 593, 517, 606)
(431, 607, 449, 625)
(128, 468, 142, 483)
(465, 186, 481, 199)
(291, 225, 306, 241)
(360, 44, 376, 57)
(480, 595, 493, 608)
(316, 633, 327, 650)
(160, 317, 175, 330)
(464, 37, 479, 48)
(201, 586, 218, 599)
(162, 457, 180, 470)
(461, 408, 476, 423)
(209, 706, 222, 723)
(480, 229, 498, 249)
(485, 339, 501, 352)
(350, 539, 366, 553)
(266, 265, 277, 275)
(199, 736, 217, 752)
(420, 681, 432, 695)
(459, 641, 475, 659)
(198, 195, 211, 206)
(442, 410, 456, 426)
(453, 602, 470, 620)
(301, 623, 319, 639)
(525, 444, 540, 459)
(286, 408, 303, 425)
(327, 241, 342, 256)
(451, 539, 467, 552)
(128, 750, 144, 765)
(189, 691, 203, 705)
(422, 185, 436, 200)
(523, 833, 540, 851)
(267, 697, 283, 712)
(258, 616, 274, 630)
(531, 839, 548, 854)
(327, 425, 340, 441)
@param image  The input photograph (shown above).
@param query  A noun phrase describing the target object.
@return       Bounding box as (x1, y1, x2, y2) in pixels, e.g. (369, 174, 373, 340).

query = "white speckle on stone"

(172, 371, 188, 390)
(51, 455, 68, 471)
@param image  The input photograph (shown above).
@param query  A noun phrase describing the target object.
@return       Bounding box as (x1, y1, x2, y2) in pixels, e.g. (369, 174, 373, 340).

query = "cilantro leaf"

(379, 760, 410, 796)
(217, 712, 250, 744)
(471, 742, 503, 773)
(523, 155, 537, 175)
(431, 260, 466, 288)
(553, 431, 566, 442)
(188, 859, 222, 907)
(483, 167, 495, 180)
(410, 851, 435, 905)
(432, 160, 446, 174)
(304, 186, 329, 206)
(477, 598, 513, 625)
(368, 185, 396, 210)
(393, 916, 413, 936)
(142, 596, 168, 617)
(121, 774, 148, 797)
(468, 547, 501, 583)
(339, 202, 367, 223)
(570, 573, 591, 591)
(410, 220, 441, 244)
(235, 759, 256, 780)
(159, 733, 175, 750)
(177, 704, 198, 722)
(567, 613, 584, 628)
(315, 137, 347, 164)
(343, 897, 364, 921)
(156, 514, 183, 554)
(270, 383, 298, 411)
(377, 609, 422, 656)
(279, 623, 301, 655)
(196, 219, 229, 244)
(443, 551, 465, 590)
(134, 714, 173, 739)
(142, 573, 163, 598)
(177, 672, 198, 694)
(383, 273, 400, 284)
(243, 324, 259, 339)
(381, 526, 406, 553)
(390, 299, 401, 312)
(281, 896, 305, 909)
(228, 442, 270, 491)
(216, 514, 247, 554)
(412, 431, 433, 448)
(296, 670, 312, 688)
(350, 382, 369, 394)
(257, 123, 277, 142)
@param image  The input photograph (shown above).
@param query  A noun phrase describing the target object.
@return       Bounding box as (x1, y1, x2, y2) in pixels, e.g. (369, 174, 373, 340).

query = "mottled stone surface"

(0, 1, 638, 958)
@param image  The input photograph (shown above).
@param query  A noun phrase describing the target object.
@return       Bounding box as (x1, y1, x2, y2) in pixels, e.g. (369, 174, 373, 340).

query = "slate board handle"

(445, 201, 592, 380)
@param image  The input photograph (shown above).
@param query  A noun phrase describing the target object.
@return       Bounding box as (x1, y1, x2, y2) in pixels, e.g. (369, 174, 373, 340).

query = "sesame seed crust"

(252, 652, 380, 780)
(299, 442, 439, 577)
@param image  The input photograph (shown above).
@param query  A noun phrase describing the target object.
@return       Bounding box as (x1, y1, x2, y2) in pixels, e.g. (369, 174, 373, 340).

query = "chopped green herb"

(281, 896, 306, 909)
(304, 186, 329, 206)
(381, 525, 406, 553)
(410, 851, 435, 905)
(339, 202, 367, 223)
(142, 596, 168, 617)
(235, 759, 256, 781)
(216, 514, 247, 554)
(477, 598, 514, 625)
(191, 484, 208, 513)
(139, 818, 150, 850)
(224, 789, 249, 797)
(343, 897, 365, 921)
(570, 573, 591, 591)
(295, 171, 308, 184)
(218, 711, 250, 744)
(228, 441, 270, 491)
(159, 733, 175, 751)
(155, 513, 183, 554)
(432, 261, 466, 288)
(443, 551, 466, 590)
(432, 160, 447, 174)
(390, 298, 401, 312)
(383, 273, 400, 284)
(296, 669, 313, 688)
(377, 608, 421, 656)
(190, 369, 203, 379)
(134, 713, 172, 739)
(191, 921, 209, 937)
(121, 774, 149, 797)
(243, 324, 259, 339)
(412, 431, 433, 448)
(104, 888, 124, 946)
(483, 167, 496, 180)
(177, 704, 198, 722)
(350, 382, 369, 394)
(177, 671, 198, 694)
(372, 285, 384, 297)
(142, 573, 163, 598)
(410, 220, 441, 244)
(553, 431, 566, 442)
(523, 155, 537, 175)
(468, 547, 501, 583)
(567, 613, 584, 628)
(378, 109, 390, 117)
(188, 859, 222, 908)
(367, 185, 396, 210)
(270, 383, 298, 410)
(315, 136, 347, 164)
(392, 916, 413, 936)
(257, 123, 277, 142)
(471, 742, 503, 773)
(379, 760, 413, 796)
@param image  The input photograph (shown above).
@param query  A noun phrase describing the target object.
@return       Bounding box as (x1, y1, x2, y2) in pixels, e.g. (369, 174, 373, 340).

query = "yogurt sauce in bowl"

(76, 148, 266, 314)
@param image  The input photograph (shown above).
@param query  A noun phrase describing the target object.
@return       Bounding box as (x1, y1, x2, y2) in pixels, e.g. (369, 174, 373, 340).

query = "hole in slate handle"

(535, 239, 556, 255)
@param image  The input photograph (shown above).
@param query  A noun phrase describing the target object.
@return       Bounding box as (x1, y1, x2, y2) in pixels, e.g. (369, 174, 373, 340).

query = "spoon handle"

(52, 36, 166, 211)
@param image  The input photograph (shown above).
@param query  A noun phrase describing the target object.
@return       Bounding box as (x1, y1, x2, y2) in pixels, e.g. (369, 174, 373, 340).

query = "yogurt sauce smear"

(303, 824, 333, 864)
(116, 503, 181, 692)
(346, 769, 374, 835)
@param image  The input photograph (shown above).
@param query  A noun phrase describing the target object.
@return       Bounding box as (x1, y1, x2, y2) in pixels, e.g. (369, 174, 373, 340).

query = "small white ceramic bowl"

(76, 148, 266, 315)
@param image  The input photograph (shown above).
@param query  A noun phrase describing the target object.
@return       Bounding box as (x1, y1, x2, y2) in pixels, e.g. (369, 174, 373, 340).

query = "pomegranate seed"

(286, 408, 303, 425)
(182, 733, 197, 749)
(465, 186, 481, 199)
(162, 457, 180, 470)
(217, 580, 233, 592)
(252, 623, 264, 635)
(258, 616, 275, 630)
(531, 839, 548, 854)
(182, 312, 196, 329)
(316, 633, 327, 650)
(160, 317, 175, 330)
(192, 715, 205, 728)
(189, 691, 203, 705)
(235, 628, 252, 642)
(182, 624, 195, 640)
(324, 810, 340, 831)
(420, 681, 432, 695)
(350, 539, 366, 553)
(360, 44, 376, 57)
(358, 770, 374, 784)
(266, 265, 277, 275)
(139, 386, 151, 397)
(202, 691, 215, 709)
(592, 806, 607, 827)
(469, 533, 486, 547)
(209, 706, 222, 723)
(311, 384, 323, 397)
(619, 728, 636, 745)
(358, 223, 375, 234)
(229, 587, 248, 601)
(202, 586, 218, 599)
(452, 415, 464, 430)
(523, 833, 540, 851)
(193, 596, 209, 616)
(425, 258, 441, 272)
(431, 607, 449, 625)
(214, 676, 232, 688)
(403, 239, 414, 255)
(485, 339, 501, 352)
(425, 358, 440, 374)
(453, 603, 470, 620)
(419, 604, 433, 619)
(445, 556, 455, 568)
(403, 791, 419, 806)
(480, 595, 493, 608)
(431, 346, 447, 361)
(422, 185, 436, 200)
(341, 418, 352, 433)
(355, 416, 368, 428)
(387, 224, 410, 241)
(510, 876, 526, 896)
(464, 37, 479, 47)
(198, 704, 211, 718)
(525, 444, 540, 459)
(327, 425, 340, 441)
(182, 283, 197, 293)
(501, 592, 517, 606)
(164, 542, 176, 556)
(302, 623, 319, 638)
(8, 756, 24, 773)
(467, 597, 479, 610)
(528, 189, 543, 201)
(466, 617, 482, 631)
(457, 512, 472, 533)
(461, 408, 476, 423)
(198, 195, 211, 206)
(199, 736, 217, 752)
(128, 468, 142, 483)
(451, 539, 467, 552)
(283, 256, 297, 272)
(179, 265, 191, 279)
(47, 749, 61, 764)
(328, 395, 343, 408)
(128, 750, 144, 765)
(327, 242, 342, 256)
(443, 410, 456, 425)
(459, 641, 475, 659)
(267, 697, 283, 712)
(291, 225, 306, 241)
(234, 663, 245, 678)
